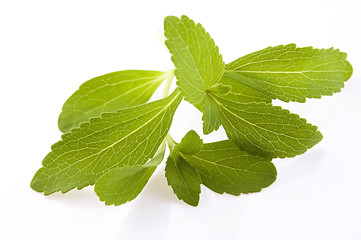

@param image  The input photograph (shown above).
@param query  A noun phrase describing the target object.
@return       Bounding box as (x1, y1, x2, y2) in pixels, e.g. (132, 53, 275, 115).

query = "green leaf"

(58, 70, 170, 132)
(210, 94, 323, 158)
(164, 15, 225, 105)
(224, 44, 353, 102)
(201, 78, 271, 135)
(202, 94, 222, 134)
(30, 15, 354, 208)
(30, 90, 182, 195)
(165, 155, 201, 206)
(94, 142, 166, 206)
(173, 130, 203, 155)
(184, 140, 277, 195)
(165, 130, 203, 206)
(206, 83, 232, 95)
(219, 77, 271, 103)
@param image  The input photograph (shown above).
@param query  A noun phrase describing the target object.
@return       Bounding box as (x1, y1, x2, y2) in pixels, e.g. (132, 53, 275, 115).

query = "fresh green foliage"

(210, 94, 323, 158)
(201, 78, 271, 135)
(172, 130, 204, 155)
(58, 70, 170, 132)
(206, 83, 232, 96)
(165, 155, 201, 206)
(164, 15, 225, 105)
(184, 140, 276, 195)
(94, 142, 166, 206)
(30, 15, 353, 207)
(165, 131, 203, 206)
(224, 44, 353, 102)
(219, 77, 271, 103)
(31, 90, 182, 195)
(202, 94, 223, 134)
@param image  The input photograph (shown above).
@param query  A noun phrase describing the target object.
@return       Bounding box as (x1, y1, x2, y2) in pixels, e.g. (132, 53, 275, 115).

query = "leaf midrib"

(81, 91, 181, 163)
(49, 91, 182, 179)
(62, 74, 166, 121)
(209, 95, 307, 154)
(224, 69, 348, 74)
(189, 154, 272, 175)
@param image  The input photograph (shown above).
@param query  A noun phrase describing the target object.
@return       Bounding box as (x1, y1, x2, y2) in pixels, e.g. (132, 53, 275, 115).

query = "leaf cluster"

(31, 15, 353, 206)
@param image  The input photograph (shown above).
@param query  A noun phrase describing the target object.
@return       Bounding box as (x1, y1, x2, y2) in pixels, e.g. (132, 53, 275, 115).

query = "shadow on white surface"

(46, 187, 104, 209)
(273, 148, 325, 187)
(115, 169, 244, 240)
(116, 170, 174, 239)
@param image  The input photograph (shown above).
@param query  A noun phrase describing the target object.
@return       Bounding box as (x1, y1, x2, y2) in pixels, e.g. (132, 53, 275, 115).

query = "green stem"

(163, 70, 177, 152)
(166, 133, 177, 152)
(163, 69, 175, 98)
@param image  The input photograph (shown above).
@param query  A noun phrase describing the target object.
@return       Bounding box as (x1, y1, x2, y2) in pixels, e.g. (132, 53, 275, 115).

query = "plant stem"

(163, 69, 175, 98)
(166, 133, 177, 152)
(163, 70, 176, 152)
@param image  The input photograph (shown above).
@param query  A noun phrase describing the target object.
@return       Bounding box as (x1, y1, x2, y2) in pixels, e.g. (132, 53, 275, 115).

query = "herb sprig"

(31, 15, 353, 206)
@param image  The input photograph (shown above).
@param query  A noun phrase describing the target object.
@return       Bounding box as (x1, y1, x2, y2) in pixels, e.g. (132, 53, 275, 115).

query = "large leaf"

(30, 90, 182, 195)
(184, 140, 277, 195)
(94, 142, 166, 206)
(224, 44, 353, 102)
(165, 130, 203, 206)
(210, 94, 323, 158)
(164, 15, 225, 105)
(58, 70, 169, 132)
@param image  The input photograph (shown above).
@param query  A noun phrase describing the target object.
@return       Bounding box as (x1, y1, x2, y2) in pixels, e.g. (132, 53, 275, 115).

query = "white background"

(1, 0, 360, 239)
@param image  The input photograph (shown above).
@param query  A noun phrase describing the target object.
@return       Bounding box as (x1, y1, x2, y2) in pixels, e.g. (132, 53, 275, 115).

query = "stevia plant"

(30, 15, 353, 206)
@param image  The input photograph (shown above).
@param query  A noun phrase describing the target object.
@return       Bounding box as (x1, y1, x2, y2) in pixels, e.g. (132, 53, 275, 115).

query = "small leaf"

(211, 94, 323, 158)
(206, 83, 232, 95)
(224, 44, 353, 102)
(184, 140, 277, 195)
(174, 130, 203, 155)
(202, 94, 222, 134)
(30, 90, 182, 195)
(58, 70, 170, 132)
(94, 142, 166, 206)
(165, 130, 203, 206)
(165, 155, 201, 206)
(164, 15, 225, 105)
